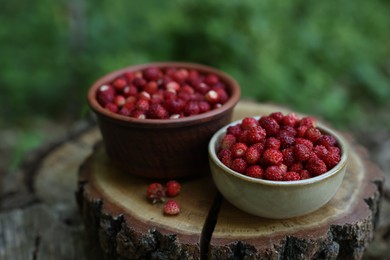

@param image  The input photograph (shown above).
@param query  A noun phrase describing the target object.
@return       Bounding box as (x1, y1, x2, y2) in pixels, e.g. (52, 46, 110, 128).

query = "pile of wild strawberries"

(96, 67, 230, 119)
(146, 180, 181, 215)
(217, 112, 342, 181)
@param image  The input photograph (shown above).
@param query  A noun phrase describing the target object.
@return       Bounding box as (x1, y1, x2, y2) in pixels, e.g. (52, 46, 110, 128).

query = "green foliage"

(1, 0, 389, 130)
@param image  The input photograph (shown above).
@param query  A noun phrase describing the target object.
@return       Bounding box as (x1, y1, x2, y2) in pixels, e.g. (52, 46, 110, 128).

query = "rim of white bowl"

(208, 116, 349, 187)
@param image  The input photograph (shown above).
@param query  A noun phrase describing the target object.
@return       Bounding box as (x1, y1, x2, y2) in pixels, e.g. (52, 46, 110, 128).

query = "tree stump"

(76, 101, 384, 259)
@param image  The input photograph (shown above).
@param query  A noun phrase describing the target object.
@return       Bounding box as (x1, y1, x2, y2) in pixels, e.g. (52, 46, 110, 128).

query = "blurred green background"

(1, 0, 390, 170)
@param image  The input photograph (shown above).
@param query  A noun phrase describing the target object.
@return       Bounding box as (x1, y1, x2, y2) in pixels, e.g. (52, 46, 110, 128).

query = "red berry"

(299, 169, 312, 180)
(305, 128, 322, 143)
(131, 109, 146, 119)
(264, 166, 284, 181)
(231, 143, 248, 158)
(245, 165, 264, 179)
(237, 130, 249, 143)
(114, 95, 126, 107)
(218, 149, 233, 167)
(184, 101, 200, 116)
(166, 81, 180, 92)
(220, 134, 237, 150)
(296, 125, 309, 138)
(205, 74, 219, 85)
(123, 85, 138, 97)
(148, 103, 169, 119)
(322, 149, 341, 169)
(163, 200, 180, 215)
(231, 158, 247, 173)
(146, 183, 166, 204)
(135, 99, 150, 111)
(295, 138, 314, 150)
(300, 116, 316, 128)
(247, 126, 266, 144)
(244, 146, 261, 164)
(313, 145, 328, 160)
(143, 67, 162, 81)
(269, 112, 284, 123)
(172, 69, 189, 83)
(144, 81, 159, 94)
(276, 130, 295, 148)
(97, 85, 115, 106)
(165, 98, 186, 114)
(264, 137, 281, 150)
(105, 103, 118, 113)
(204, 90, 220, 103)
(118, 106, 131, 116)
(227, 124, 242, 138)
(281, 125, 297, 137)
(289, 162, 303, 172)
(166, 180, 181, 197)
(281, 113, 299, 127)
(259, 116, 280, 136)
(241, 117, 259, 130)
(132, 77, 147, 88)
(282, 147, 295, 167)
(262, 149, 283, 165)
(213, 88, 229, 104)
(316, 135, 337, 148)
(198, 101, 211, 113)
(112, 77, 128, 90)
(294, 144, 311, 162)
(306, 157, 327, 176)
(283, 171, 300, 181)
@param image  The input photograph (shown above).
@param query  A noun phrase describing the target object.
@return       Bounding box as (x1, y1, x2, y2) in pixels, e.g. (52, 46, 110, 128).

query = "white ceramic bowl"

(208, 117, 349, 219)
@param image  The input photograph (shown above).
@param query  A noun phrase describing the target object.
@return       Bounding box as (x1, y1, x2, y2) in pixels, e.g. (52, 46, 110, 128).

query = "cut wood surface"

(76, 101, 384, 259)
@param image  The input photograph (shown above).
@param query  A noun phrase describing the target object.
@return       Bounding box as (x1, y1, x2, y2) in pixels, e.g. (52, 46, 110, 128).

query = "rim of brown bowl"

(87, 61, 241, 129)
(208, 117, 349, 187)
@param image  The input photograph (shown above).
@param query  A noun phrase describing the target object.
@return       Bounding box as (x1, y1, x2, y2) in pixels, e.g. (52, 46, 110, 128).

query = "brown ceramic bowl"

(87, 62, 240, 179)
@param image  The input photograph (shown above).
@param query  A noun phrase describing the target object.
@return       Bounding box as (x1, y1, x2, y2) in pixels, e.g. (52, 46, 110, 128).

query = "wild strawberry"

(112, 77, 128, 90)
(281, 113, 299, 127)
(305, 128, 322, 143)
(269, 112, 284, 123)
(237, 130, 249, 143)
(166, 81, 181, 92)
(245, 165, 264, 179)
(262, 149, 283, 165)
(132, 77, 147, 89)
(165, 98, 186, 114)
(289, 162, 303, 172)
(204, 90, 220, 103)
(231, 158, 247, 173)
(118, 107, 131, 116)
(227, 124, 242, 138)
(146, 183, 166, 204)
(306, 157, 327, 176)
(184, 101, 200, 116)
(114, 95, 126, 107)
(213, 88, 229, 104)
(135, 98, 150, 112)
(105, 103, 118, 113)
(296, 125, 309, 138)
(163, 200, 180, 215)
(148, 103, 169, 119)
(264, 166, 284, 181)
(313, 145, 328, 161)
(281, 125, 297, 137)
(172, 69, 189, 83)
(144, 81, 159, 94)
(322, 149, 341, 169)
(299, 169, 312, 180)
(205, 74, 219, 86)
(316, 135, 337, 148)
(276, 130, 295, 148)
(247, 126, 266, 144)
(138, 91, 151, 100)
(251, 142, 265, 155)
(123, 85, 138, 97)
(283, 171, 300, 181)
(218, 149, 233, 167)
(295, 138, 314, 150)
(166, 180, 181, 197)
(244, 146, 261, 164)
(264, 137, 281, 150)
(241, 117, 259, 130)
(294, 144, 311, 162)
(180, 85, 195, 94)
(220, 134, 237, 150)
(198, 101, 211, 113)
(282, 147, 295, 167)
(143, 67, 162, 81)
(300, 116, 316, 128)
(259, 116, 280, 136)
(131, 109, 146, 119)
(231, 143, 248, 158)
(97, 85, 115, 106)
